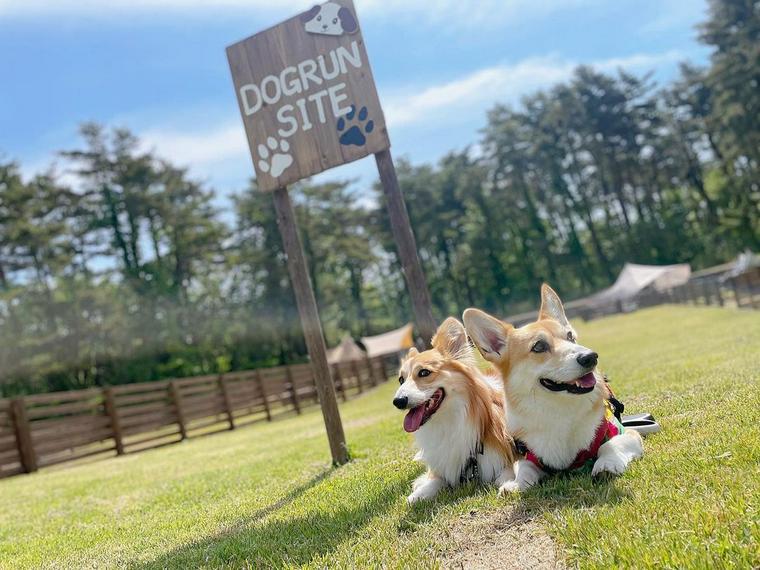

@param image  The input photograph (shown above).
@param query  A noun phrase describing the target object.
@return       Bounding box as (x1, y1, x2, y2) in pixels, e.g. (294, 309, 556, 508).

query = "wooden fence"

(576, 267, 760, 321)
(0, 356, 394, 479)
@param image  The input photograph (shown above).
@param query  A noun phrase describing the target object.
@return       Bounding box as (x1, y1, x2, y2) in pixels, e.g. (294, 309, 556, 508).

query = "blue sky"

(1, 0, 710, 206)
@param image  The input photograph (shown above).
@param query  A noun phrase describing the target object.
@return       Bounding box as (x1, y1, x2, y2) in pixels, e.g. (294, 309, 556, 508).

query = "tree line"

(1, 0, 757, 395)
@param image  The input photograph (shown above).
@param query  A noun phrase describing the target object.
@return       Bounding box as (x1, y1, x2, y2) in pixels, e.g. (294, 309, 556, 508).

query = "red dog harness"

(517, 402, 624, 473)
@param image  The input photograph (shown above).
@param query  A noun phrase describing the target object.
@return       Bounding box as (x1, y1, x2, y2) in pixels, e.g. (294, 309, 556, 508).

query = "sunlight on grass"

(0, 306, 758, 569)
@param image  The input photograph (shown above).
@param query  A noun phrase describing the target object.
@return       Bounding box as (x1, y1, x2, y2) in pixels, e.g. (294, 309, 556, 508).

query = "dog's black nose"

(576, 352, 598, 368)
(393, 396, 408, 409)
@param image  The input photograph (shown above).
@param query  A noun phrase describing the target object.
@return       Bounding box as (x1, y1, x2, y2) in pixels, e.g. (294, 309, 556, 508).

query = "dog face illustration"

(301, 2, 358, 36)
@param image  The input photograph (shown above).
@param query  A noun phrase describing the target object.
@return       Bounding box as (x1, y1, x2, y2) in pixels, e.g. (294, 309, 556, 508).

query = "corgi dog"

(462, 284, 643, 494)
(393, 317, 516, 504)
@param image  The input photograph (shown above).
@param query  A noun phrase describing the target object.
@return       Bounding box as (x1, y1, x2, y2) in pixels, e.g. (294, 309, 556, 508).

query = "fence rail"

(576, 267, 760, 321)
(0, 356, 395, 478)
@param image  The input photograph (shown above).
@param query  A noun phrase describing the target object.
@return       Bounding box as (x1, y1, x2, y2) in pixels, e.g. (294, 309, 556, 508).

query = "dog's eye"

(332, 17, 338, 24)
(531, 340, 549, 353)
(418, 369, 431, 378)
(567, 332, 576, 343)
(398, 376, 404, 385)
(317, 15, 322, 21)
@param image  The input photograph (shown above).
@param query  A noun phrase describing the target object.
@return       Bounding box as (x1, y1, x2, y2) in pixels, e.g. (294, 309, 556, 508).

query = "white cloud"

(384, 50, 684, 129)
(0, 0, 596, 29)
(131, 49, 684, 180)
(384, 57, 574, 128)
(640, 0, 707, 33)
(140, 122, 249, 167)
(0, 0, 303, 16)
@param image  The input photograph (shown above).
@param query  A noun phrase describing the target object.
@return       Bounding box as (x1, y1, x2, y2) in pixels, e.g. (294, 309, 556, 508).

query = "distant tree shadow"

(132, 466, 413, 569)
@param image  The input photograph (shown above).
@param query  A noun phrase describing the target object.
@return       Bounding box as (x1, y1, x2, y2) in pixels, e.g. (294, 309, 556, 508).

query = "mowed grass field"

(0, 306, 758, 569)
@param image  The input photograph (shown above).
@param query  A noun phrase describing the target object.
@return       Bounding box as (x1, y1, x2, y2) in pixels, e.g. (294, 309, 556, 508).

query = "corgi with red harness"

(463, 284, 644, 494)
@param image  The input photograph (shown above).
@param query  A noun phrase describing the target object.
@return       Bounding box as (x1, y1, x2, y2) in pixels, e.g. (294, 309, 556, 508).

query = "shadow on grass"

(399, 470, 633, 535)
(516, 469, 633, 513)
(132, 465, 414, 569)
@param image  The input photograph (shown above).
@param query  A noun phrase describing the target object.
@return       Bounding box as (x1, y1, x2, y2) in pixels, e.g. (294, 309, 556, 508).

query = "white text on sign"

(239, 41, 363, 138)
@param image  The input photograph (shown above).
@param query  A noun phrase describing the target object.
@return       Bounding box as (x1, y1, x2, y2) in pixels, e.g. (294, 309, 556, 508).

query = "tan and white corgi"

(393, 317, 516, 503)
(463, 284, 643, 494)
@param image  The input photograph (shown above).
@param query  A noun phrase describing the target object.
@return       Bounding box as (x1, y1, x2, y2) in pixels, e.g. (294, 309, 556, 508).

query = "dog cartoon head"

(301, 2, 358, 36)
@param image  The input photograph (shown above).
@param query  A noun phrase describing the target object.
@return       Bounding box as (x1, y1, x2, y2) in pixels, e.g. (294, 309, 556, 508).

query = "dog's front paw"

(592, 454, 626, 477)
(407, 490, 429, 505)
(498, 480, 524, 495)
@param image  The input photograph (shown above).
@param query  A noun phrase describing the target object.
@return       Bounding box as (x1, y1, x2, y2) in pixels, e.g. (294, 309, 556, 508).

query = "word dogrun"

(239, 41, 362, 138)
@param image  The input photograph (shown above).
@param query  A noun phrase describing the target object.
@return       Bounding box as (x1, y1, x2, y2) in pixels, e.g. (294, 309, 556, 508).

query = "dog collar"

(459, 440, 484, 484)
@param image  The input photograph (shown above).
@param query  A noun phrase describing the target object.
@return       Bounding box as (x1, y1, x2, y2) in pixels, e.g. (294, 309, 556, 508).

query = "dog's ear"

(462, 309, 511, 363)
(431, 317, 470, 361)
(538, 283, 569, 327)
(300, 5, 321, 22)
(338, 6, 358, 33)
(406, 347, 419, 359)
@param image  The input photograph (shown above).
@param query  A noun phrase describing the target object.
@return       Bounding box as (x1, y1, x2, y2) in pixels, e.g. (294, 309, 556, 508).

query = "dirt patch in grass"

(442, 506, 565, 570)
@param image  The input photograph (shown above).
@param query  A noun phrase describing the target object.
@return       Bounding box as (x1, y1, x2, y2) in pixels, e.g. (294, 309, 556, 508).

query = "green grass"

(1, 306, 758, 569)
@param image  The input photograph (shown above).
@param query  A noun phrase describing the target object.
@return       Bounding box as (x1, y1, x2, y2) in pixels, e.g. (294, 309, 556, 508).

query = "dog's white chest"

(414, 405, 503, 486)
(509, 397, 603, 470)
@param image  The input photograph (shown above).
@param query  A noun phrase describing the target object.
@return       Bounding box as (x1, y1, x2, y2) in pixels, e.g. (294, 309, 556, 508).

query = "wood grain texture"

(10, 399, 37, 473)
(168, 382, 188, 441)
(0, 358, 387, 477)
(375, 149, 437, 348)
(272, 186, 348, 464)
(226, 0, 389, 192)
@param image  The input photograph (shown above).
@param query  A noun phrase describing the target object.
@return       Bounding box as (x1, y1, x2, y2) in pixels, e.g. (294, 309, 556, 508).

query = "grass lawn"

(0, 306, 758, 569)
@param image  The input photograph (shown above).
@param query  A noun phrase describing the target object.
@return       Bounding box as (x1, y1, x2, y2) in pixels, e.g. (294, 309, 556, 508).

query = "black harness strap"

(459, 441, 485, 484)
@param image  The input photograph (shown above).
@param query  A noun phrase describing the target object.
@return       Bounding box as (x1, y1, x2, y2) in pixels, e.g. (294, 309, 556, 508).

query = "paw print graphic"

(337, 105, 374, 146)
(257, 136, 293, 178)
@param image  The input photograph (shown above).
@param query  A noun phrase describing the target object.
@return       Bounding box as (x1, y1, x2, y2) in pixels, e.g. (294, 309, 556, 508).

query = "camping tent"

(361, 323, 414, 357)
(582, 262, 691, 306)
(326, 336, 367, 364)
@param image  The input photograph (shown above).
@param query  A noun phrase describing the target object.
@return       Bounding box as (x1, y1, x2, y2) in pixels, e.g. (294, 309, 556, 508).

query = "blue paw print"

(337, 105, 374, 146)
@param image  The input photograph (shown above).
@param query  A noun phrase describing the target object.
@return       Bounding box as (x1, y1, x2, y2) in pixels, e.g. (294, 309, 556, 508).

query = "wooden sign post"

(227, 0, 435, 465)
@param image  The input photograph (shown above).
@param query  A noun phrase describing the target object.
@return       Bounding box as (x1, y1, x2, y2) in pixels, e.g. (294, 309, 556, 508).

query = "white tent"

(326, 336, 367, 364)
(361, 323, 414, 357)
(583, 263, 691, 305)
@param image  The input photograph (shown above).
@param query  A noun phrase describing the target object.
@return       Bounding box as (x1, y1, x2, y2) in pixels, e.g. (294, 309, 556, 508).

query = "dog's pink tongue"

(404, 405, 426, 433)
(577, 372, 597, 388)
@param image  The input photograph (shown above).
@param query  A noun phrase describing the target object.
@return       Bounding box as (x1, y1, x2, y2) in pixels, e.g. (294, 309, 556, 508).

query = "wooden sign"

(226, 1, 437, 466)
(226, 0, 390, 192)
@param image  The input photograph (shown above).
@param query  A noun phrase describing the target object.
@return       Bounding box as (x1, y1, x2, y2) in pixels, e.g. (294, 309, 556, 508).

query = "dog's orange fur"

(489, 318, 611, 436)
(402, 322, 516, 466)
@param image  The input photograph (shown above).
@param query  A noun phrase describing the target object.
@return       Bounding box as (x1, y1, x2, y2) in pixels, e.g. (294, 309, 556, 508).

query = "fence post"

(255, 371, 272, 422)
(713, 281, 724, 307)
(217, 375, 235, 430)
(10, 398, 37, 473)
(748, 272, 760, 309)
(285, 366, 301, 415)
(731, 278, 743, 308)
(352, 360, 364, 394)
(310, 367, 319, 403)
(168, 382, 188, 440)
(365, 356, 377, 387)
(332, 364, 347, 402)
(103, 388, 124, 456)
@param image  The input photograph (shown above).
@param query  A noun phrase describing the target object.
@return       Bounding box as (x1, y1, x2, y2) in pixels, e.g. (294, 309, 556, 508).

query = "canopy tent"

(326, 336, 367, 364)
(361, 323, 414, 358)
(581, 263, 691, 306)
